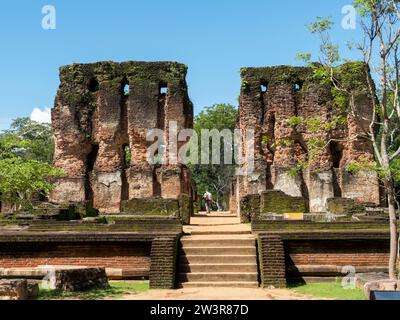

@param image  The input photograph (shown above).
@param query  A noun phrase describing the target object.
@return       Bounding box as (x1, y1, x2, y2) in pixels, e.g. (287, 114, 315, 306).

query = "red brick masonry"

(285, 239, 389, 267)
(0, 243, 151, 276)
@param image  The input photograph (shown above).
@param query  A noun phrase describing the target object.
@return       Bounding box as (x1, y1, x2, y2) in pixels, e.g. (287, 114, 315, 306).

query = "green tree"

(0, 118, 61, 211)
(298, 1, 400, 279)
(2, 117, 54, 164)
(189, 104, 238, 210)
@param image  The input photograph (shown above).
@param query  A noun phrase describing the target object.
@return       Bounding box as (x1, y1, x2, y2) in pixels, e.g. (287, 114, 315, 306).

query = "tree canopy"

(0, 118, 61, 211)
(189, 104, 238, 210)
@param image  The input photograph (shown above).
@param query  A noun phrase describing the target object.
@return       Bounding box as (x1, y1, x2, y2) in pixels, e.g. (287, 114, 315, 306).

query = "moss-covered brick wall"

(0, 216, 183, 234)
(252, 219, 389, 232)
(260, 191, 306, 214)
(121, 198, 180, 216)
(240, 194, 260, 223)
(237, 62, 380, 213)
(327, 198, 366, 214)
(50, 61, 194, 213)
(178, 194, 192, 225)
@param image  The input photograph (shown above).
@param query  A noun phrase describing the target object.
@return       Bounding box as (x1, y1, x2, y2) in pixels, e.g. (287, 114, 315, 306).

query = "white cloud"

(30, 107, 52, 124)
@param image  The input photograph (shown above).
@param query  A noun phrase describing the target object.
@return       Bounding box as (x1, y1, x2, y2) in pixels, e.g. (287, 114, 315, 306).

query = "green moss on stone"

(260, 190, 306, 214)
(121, 198, 180, 216)
(178, 194, 192, 225)
(240, 194, 260, 223)
(327, 198, 366, 215)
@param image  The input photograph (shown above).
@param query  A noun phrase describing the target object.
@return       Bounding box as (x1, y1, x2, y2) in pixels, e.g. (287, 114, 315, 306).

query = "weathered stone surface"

(27, 282, 39, 299)
(355, 272, 389, 289)
(364, 279, 400, 300)
(43, 267, 109, 292)
(240, 194, 260, 223)
(178, 194, 192, 225)
(50, 61, 194, 214)
(308, 170, 335, 213)
(121, 198, 180, 216)
(327, 198, 366, 215)
(235, 63, 380, 213)
(260, 190, 306, 214)
(0, 279, 28, 300)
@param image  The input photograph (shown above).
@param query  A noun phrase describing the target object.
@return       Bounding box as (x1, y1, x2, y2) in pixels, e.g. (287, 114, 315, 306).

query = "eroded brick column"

(127, 79, 159, 198)
(91, 81, 125, 213)
(270, 81, 303, 198)
(299, 83, 335, 212)
(50, 73, 93, 204)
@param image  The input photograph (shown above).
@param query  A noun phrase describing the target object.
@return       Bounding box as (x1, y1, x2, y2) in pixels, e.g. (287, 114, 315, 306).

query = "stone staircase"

(177, 233, 259, 288)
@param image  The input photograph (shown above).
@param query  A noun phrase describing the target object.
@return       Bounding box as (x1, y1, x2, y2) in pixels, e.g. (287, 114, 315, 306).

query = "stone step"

(180, 255, 257, 264)
(189, 231, 252, 236)
(178, 272, 258, 282)
(179, 263, 258, 273)
(194, 214, 238, 218)
(178, 281, 259, 288)
(181, 238, 255, 248)
(180, 247, 257, 256)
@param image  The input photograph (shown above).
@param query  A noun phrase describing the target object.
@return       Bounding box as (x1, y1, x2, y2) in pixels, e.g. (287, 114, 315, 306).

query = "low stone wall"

(257, 230, 391, 285)
(240, 191, 307, 223)
(121, 195, 192, 225)
(0, 228, 182, 288)
(0, 242, 151, 277)
(252, 219, 390, 232)
(0, 216, 183, 233)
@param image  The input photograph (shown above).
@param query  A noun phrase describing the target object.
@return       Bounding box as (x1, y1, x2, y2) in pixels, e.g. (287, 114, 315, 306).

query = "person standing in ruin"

(203, 191, 213, 214)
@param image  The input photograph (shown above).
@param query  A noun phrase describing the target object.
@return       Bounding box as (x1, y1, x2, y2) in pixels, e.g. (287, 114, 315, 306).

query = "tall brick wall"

(50, 61, 193, 214)
(236, 63, 380, 213)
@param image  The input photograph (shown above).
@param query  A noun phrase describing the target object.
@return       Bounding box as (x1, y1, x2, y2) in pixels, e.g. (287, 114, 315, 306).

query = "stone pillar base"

(49, 177, 86, 204)
(308, 170, 334, 213)
(127, 166, 154, 198)
(91, 171, 122, 214)
(272, 166, 303, 198)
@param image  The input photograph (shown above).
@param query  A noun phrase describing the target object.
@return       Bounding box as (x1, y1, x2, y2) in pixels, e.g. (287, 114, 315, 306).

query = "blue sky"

(0, 0, 361, 130)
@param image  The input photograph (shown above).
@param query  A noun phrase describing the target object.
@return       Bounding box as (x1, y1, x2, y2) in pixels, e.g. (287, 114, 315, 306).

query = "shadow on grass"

(38, 281, 149, 300)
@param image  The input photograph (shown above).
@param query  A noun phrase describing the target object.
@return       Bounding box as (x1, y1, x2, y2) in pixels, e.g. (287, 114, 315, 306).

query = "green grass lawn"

(288, 280, 366, 300)
(38, 281, 149, 300)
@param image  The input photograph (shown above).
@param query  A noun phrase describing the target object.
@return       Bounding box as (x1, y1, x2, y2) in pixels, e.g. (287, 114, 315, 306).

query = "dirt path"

(120, 287, 323, 300)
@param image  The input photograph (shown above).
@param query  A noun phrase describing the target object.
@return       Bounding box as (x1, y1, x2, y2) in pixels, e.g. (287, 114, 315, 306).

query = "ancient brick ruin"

(235, 63, 381, 213)
(50, 61, 193, 214)
(0, 61, 393, 290)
